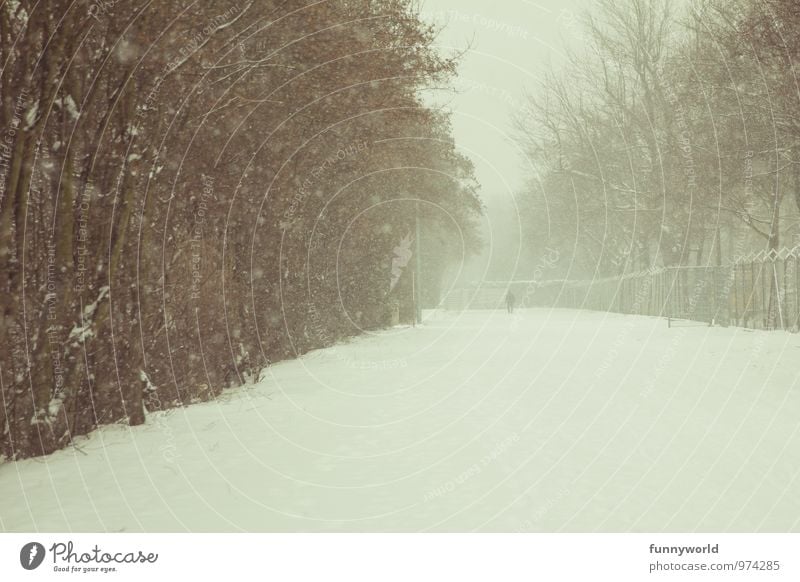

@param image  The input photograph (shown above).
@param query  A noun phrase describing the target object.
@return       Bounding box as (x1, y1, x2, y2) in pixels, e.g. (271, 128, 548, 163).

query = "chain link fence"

(442, 247, 800, 331)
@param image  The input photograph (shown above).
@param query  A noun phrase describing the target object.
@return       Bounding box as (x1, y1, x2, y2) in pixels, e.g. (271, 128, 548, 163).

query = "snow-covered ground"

(2, 309, 800, 532)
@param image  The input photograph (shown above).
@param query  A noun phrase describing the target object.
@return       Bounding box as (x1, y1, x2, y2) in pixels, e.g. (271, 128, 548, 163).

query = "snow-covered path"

(2, 309, 800, 532)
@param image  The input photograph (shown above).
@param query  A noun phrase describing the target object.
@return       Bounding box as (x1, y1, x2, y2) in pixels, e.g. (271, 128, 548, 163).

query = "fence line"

(442, 246, 800, 331)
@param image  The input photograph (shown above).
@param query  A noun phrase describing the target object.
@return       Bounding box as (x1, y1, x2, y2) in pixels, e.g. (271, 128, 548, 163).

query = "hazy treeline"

(517, 0, 800, 279)
(0, 0, 482, 459)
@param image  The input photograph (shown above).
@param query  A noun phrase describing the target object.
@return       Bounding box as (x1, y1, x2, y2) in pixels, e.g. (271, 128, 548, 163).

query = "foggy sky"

(420, 0, 587, 282)
(421, 0, 585, 207)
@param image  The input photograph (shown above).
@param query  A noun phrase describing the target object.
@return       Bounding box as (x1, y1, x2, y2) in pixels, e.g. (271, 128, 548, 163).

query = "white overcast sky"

(420, 0, 587, 207)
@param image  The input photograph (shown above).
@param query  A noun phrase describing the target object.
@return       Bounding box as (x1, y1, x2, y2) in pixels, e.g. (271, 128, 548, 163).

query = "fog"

(2, 0, 800, 542)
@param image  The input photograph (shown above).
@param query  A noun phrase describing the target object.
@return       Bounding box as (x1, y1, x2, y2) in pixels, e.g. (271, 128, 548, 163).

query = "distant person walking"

(506, 291, 516, 314)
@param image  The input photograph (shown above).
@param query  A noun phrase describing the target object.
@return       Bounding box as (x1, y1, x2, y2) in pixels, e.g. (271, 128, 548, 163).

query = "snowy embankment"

(1, 309, 799, 532)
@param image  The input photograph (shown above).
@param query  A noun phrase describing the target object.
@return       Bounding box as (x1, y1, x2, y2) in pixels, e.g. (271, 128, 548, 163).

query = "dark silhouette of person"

(506, 291, 516, 314)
